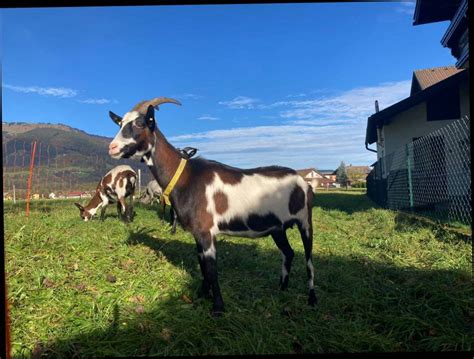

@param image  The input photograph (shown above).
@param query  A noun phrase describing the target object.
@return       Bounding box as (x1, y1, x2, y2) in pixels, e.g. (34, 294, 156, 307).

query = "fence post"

(406, 143, 414, 210)
(26, 141, 38, 217)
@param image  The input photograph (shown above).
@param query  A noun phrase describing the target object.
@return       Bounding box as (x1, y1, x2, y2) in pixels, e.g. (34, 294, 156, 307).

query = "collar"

(161, 158, 187, 206)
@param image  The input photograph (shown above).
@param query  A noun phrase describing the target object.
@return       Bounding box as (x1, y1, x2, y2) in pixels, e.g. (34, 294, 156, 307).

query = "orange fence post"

(25, 141, 37, 217)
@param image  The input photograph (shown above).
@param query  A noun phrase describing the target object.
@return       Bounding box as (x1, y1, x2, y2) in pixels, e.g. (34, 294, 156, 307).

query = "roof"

(410, 66, 463, 95)
(413, 0, 460, 25)
(67, 191, 86, 196)
(296, 168, 318, 177)
(365, 68, 467, 145)
(346, 165, 371, 174)
(296, 168, 331, 180)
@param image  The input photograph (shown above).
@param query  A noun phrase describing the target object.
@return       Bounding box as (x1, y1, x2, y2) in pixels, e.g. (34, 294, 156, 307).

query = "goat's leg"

(271, 230, 295, 290)
(195, 232, 224, 316)
(116, 202, 123, 220)
(298, 222, 317, 306)
(126, 193, 135, 222)
(161, 202, 166, 220)
(195, 241, 211, 299)
(100, 205, 107, 221)
(118, 197, 128, 222)
(170, 207, 177, 234)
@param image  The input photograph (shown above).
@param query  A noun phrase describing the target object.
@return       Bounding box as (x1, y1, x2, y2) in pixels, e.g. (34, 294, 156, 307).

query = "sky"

(1, 2, 456, 170)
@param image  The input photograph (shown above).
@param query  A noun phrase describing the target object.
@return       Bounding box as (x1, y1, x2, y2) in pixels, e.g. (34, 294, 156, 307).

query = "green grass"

(4, 191, 473, 356)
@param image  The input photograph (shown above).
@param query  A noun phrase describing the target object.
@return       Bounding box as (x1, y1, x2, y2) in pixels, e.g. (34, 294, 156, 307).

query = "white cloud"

(174, 93, 203, 100)
(396, 1, 416, 15)
(78, 98, 114, 105)
(170, 123, 368, 169)
(3, 83, 78, 98)
(169, 80, 411, 169)
(197, 115, 220, 121)
(219, 96, 260, 109)
(279, 80, 411, 123)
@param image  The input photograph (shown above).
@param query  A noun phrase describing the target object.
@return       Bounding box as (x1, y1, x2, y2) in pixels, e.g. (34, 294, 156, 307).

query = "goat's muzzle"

(109, 142, 120, 156)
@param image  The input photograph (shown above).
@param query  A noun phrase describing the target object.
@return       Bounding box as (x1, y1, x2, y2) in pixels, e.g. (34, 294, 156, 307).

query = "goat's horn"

(134, 97, 181, 114)
(149, 97, 182, 108)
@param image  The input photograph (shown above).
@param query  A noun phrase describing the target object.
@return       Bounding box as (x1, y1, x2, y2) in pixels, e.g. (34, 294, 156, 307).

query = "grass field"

(4, 191, 473, 356)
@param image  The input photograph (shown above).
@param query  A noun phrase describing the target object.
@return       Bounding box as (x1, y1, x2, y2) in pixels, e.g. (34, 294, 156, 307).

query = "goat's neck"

(147, 129, 183, 189)
(85, 191, 104, 214)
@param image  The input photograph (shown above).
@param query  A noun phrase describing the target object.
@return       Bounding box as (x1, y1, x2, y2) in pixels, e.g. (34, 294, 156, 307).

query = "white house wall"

(383, 102, 458, 158)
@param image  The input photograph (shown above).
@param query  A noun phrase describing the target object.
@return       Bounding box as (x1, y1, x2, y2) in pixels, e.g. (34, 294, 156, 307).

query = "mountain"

(2, 122, 153, 196)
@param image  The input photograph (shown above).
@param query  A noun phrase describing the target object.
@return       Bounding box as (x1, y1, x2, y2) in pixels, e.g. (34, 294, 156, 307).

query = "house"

(296, 168, 335, 190)
(318, 170, 337, 182)
(366, 66, 468, 171)
(66, 191, 88, 199)
(413, 0, 469, 69)
(365, 66, 469, 206)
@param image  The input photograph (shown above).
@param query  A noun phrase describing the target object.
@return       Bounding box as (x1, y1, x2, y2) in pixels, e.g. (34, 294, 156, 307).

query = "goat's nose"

(109, 142, 120, 155)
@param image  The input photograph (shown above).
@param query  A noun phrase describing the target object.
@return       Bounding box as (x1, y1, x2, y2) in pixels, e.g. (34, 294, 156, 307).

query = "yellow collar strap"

(162, 158, 187, 206)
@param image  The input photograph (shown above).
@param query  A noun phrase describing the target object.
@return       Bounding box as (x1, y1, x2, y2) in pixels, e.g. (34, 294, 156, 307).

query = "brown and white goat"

(107, 98, 316, 315)
(75, 165, 137, 222)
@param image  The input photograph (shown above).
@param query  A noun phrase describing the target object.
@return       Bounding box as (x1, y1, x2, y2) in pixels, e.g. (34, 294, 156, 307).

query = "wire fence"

(2, 140, 154, 211)
(367, 116, 471, 226)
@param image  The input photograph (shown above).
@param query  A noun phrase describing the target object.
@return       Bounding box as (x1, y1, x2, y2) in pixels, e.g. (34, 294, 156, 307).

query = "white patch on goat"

(203, 241, 216, 259)
(307, 258, 314, 290)
(206, 172, 309, 238)
(143, 154, 154, 166)
(87, 204, 102, 217)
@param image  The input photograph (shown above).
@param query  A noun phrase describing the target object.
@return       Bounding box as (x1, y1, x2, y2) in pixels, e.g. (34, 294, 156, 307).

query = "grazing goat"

(108, 98, 316, 315)
(140, 180, 163, 205)
(75, 165, 137, 222)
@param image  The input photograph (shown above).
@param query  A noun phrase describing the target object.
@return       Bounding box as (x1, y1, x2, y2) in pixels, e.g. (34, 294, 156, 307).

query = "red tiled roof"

(411, 66, 464, 95)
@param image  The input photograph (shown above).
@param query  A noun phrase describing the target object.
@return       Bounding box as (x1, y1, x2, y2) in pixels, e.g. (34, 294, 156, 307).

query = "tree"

(336, 161, 348, 188)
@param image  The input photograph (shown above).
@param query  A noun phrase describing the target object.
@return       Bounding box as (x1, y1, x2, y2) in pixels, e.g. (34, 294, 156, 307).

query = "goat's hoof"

(211, 306, 225, 317)
(279, 276, 289, 291)
(308, 290, 317, 307)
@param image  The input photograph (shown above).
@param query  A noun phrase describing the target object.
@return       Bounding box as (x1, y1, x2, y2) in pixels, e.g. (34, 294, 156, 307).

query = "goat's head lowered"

(74, 202, 93, 221)
(108, 97, 181, 160)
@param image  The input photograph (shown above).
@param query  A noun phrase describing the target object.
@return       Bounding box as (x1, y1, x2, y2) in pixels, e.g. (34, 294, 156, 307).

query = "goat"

(108, 98, 316, 315)
(75, 165, 137, 222)
(140, 179, 162, 206)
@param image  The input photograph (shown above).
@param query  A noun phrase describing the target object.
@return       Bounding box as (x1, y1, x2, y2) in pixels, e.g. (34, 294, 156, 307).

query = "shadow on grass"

(25, 227, 472, 357)
(313, 191, 377, 214)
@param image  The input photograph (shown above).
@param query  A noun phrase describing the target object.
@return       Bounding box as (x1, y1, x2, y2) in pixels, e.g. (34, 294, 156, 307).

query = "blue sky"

(2, 3, 455, 169)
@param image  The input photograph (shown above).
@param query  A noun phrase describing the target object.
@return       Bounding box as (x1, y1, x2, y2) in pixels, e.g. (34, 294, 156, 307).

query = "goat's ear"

(109, 111, 122, 126)
(145, 105, 156, 131)
(74, 202, 84, 211)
